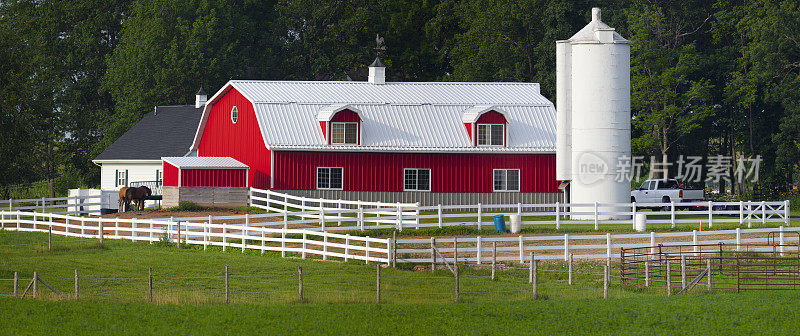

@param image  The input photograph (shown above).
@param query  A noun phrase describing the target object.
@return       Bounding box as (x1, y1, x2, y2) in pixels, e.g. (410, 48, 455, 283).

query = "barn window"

(478, 124, 504, 146)
(404, 168, 431, 191)
(493, 169, 520, 192)
(317, 167, 343, 189)
(231, 106, 239, 124)
(331, 122, 358, 144)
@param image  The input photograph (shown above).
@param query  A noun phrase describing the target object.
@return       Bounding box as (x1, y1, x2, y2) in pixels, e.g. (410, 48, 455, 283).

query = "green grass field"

(1, 230, 800, 334)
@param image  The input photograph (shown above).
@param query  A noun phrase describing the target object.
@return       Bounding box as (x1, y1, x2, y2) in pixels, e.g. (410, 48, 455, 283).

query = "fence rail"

(394, 226, 800, 264)
(0, 211, 391, 264)
(0, 195, 102, 215)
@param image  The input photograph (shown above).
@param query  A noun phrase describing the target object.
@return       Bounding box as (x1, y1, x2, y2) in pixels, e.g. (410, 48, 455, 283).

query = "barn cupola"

(316, 104, 364, 145)
(195, 87, 207, 108)
(368, 57, 385, 85)
(462, 105, 508, 147)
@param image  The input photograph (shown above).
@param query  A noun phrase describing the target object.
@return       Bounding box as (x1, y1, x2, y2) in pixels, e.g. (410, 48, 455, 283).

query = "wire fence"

(2, 261, 642, 305)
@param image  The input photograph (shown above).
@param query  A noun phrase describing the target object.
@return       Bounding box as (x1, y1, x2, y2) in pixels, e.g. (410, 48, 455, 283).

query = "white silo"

(556, 8, 631, 219)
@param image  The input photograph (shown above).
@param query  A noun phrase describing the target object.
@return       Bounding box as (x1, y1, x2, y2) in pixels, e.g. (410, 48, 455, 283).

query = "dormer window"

(332, 122, 358, 144)
(477, 124, 504, 146)
(462, 105, 508, 147)
(317, 104, 363, 145)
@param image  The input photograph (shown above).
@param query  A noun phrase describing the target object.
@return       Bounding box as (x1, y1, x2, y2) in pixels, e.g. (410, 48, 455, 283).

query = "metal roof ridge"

(229, 79, 541, 86)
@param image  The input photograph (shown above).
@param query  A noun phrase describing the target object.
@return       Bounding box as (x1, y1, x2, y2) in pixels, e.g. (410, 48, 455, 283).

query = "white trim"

(93, 159, 163, 164)
(178, 168, 182, 187)
(403, 168, 432, 192)
(270, 150, 275, 189)
(330, 122, 359, 145)
(492, 169, 521, 192)
(461, 105, 508, 123)
(316, 104, 364, 121)
(265, 146, 553, 153)
(316, 167, 344, 190)
(477, 123, 505, 147)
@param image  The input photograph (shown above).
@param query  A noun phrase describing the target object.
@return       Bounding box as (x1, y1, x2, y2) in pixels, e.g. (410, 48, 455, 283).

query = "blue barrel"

(493, 214, 506, 232)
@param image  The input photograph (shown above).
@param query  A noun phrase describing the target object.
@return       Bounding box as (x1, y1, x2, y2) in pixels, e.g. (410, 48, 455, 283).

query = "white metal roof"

(191, 80, 556, 153)
(162, 157, 248, 169)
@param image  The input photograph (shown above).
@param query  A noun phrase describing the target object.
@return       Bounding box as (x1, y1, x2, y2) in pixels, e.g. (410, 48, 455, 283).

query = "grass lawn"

(1, 230, 800, 334)
(1, 290, 798, 335)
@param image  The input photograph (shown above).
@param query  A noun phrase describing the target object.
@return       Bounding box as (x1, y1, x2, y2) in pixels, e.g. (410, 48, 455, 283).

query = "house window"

(231, 106, 238, 124)
(404, 168, 431, 191)
(116, 170, 128, 187)
(477, 124, 504, 146)
(317, 167, 343, 189)
(331, 122, 358, 144)
(493, 169, 520, 192)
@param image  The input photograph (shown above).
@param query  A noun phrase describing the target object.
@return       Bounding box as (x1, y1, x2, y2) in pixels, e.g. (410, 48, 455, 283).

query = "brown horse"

(118, 187, 131, 212)
(126, 186, 152, 211)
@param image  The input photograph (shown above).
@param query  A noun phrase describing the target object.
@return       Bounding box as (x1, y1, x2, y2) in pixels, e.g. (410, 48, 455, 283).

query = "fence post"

(323, 233, 328, 261)
(631, 202, 637, 230)
(518, 235, 524, 263)
(13, 271, 18, 297)
(555, 201, 560, 230)
(492, 242, 497, 280)
(281, 230, 286, 258)
(708, 201, 714, 228)
(437, 204, 443, 228)
(707, 259, 712, 291)
(739, 200, 744, 226)
(785, 200, 791, 226)
(41, 197, 45, 213)
(395, 204, 403, 231)
(761, 201, 766, 225)
(532, 252, 538, 299)
(476, 203, 483, 230)
(376, 264, 381, 303)
(670, 202, 676, 228)
(225, 266, 229, 304)
(177, 222, 182, 249)
(365, 236, 371, 264)
(692, 230, 698, 256)
(75, 269, 80, 301)
(681, 256, 687, 289)
(48, 226, 52, 252)
(644, 261, 650, 287)
(33, 271, 38, 299)
(301, 231, 307, 259)
(564, 234, 570, 261)
(477, 236, 482, 265)
(244, 214, 250, 253)
(603, 264, 609, 299)
(529, 252, 534, 283)
(337, 200, 343, 227)
(568, 253, 573, 285)
(298, 266, 303, 302)
(431, 237, 436, 271)
(454, 237, 458, 266)
(666, 262, 672, 296)
(392, 231, 397, 267)
(517, 202, 522, 219)
(594, 201, 599, 230)
(736, 228, 741, 251)
(780, 226, 785, 256)
(223, 222, 228, 251)
(650, 232, 656, 255)
(319, 206, 326, 231)
(358, 205, 364, 231)
(99, 221, 104, 247)
(606, 233, 611, 259)
(148, 267, 152, 302)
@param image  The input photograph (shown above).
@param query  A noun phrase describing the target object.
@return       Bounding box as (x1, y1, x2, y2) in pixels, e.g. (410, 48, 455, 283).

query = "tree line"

(1, 0, 798, 198)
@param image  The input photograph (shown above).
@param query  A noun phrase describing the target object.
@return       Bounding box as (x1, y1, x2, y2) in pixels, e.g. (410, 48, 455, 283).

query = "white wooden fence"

(0, 195, 103, 215)
(0, 211, 391, 264)
(244, 189, 790, 232)
(396, 226, 800, 263)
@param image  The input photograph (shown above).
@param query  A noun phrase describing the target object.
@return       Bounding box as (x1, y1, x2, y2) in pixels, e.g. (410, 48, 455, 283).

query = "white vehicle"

(630, 179, 704, 205)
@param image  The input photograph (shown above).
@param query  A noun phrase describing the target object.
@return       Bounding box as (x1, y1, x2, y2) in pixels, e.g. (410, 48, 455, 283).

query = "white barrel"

(509, 214, 522, 233)
(634, 213, 647, 232)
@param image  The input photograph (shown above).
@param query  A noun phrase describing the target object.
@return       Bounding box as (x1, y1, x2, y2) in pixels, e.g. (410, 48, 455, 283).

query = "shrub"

(167, 201, 207, 211)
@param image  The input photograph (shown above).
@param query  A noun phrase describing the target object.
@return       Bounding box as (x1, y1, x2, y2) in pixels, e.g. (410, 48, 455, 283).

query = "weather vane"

(375, 34, 386, 56)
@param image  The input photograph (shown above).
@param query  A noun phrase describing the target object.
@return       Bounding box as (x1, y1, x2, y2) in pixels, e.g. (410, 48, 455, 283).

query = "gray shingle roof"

(94, 105, 203, 161)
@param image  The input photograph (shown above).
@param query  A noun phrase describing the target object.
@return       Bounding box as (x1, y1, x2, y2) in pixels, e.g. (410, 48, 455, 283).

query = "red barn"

(175, 62, 560, 205)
